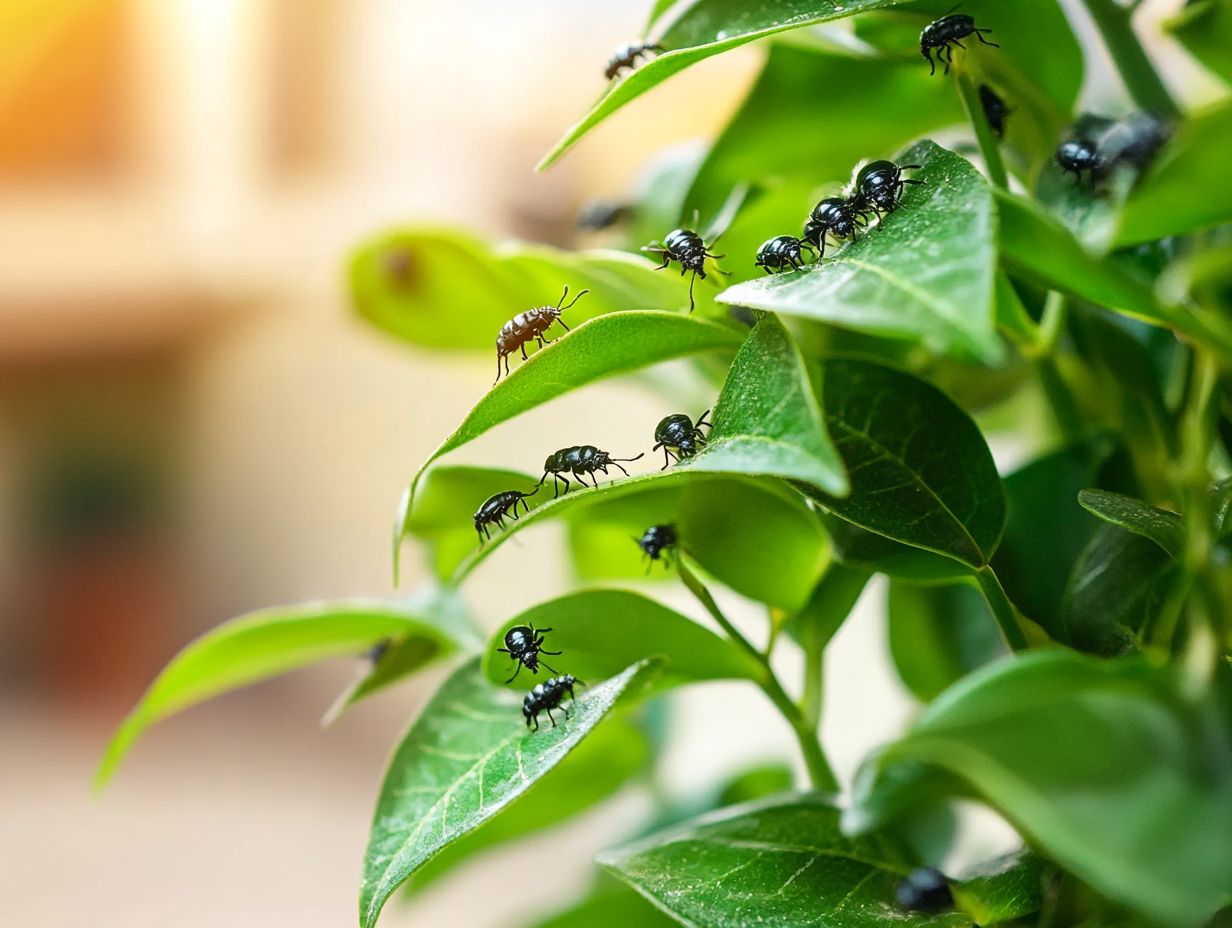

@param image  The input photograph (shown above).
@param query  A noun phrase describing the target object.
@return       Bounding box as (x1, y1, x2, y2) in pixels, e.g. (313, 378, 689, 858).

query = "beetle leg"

(546, 708, 557, 727)
(505, 663, 522, 684)
(975, 29, 998, 47)
(520, 343, 529, 360)
(925, 47, 936, 75)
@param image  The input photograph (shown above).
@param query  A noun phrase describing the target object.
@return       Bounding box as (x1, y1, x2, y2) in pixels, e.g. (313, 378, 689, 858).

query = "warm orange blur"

(0, 3, 770, 925)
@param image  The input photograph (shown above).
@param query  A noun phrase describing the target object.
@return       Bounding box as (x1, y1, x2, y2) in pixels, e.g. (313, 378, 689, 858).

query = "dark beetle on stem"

(495, 285, 589, 383)
(497, 624, 561, 684)
(636, 523, 678, 569)
(539, 445, 645, 497)
(920, 13, 998, 76)
(1055, 139, 1101, 187)
(653, 410, 712, 468)
(643, 228, 728, 313)
(524, 675, 581, 730)
(979, 84, 1010, 139)
(473, 487, 538, 543)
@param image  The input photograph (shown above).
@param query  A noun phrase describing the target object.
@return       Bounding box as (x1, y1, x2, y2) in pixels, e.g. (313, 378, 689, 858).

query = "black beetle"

(643, 228, 729, 312)
(539, 445, 645, 497)
(920, 13, 998, 76)
(474, 488, 538, 543)
(895, 867, 953, 913)
(653, 411, 712, 468)
(851, 160, 924, 216)
(755, 235, 816, 274)
(636, 524, 678, 569)
(497, 624, 561, 684)
(524, 675, 581, 730)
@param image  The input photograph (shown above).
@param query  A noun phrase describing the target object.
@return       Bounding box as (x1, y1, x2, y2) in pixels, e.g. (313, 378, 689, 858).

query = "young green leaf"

(531, 879, 682, 928)
(803, 358, 1007, 568)
(1166, 0, 1232, 85)
(599, 793, 972, 928)
(1117, 100, 1232, 245)
(952, 851, 1047, 926)
(847, 651, 1232, 927)
(483, 589, 761, 690)
(538, 0, 908, 170)
(887, 579, 1007, 703)
(783, 561, 872, 648)
(565, 477, 828, 611)
(821, 512, 974, 582)
(718, 142, 1002, 363)
(1061, 525, 1175, 655)
(392, 310, 744, 578)
(1077, 488, 1185, 557)
(991, 443, 1105, 639)
(351, 228, 689, 351)
(96, 595, 471, 789)
(994, 188, 1232, 362)
(360, 658, 660, 928)
(407, 718, 649, 892)
(679, 314, 848, 495)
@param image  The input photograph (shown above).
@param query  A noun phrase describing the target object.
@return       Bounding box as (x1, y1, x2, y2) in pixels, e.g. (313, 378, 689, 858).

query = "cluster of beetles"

(405, 7, 1185, 914)
(470, 9, 1175, 740)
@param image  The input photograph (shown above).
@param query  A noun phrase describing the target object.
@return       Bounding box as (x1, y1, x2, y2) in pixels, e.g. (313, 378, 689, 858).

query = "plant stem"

(1081, 0, 1180, 118)
(956, 72, 1008, 190)
(973, 566, 1030, 652)
(800, 621, 825, 730)
(679, 561, 839, 792)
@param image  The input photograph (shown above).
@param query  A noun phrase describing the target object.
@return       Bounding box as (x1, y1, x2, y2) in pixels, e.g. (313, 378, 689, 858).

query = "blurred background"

(0, 1, 1205, 925)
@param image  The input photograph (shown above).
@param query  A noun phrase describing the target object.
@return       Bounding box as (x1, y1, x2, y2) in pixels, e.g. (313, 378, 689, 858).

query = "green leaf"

(887, 579, 1007, 703)
(1117, 99, 1232, 244)
(393, 310, 744, 578)
(822, 512, 974, 581)
(360, 658, 660, 928)
(847, 651, 1232, 927)
(404, 465, 540, 581)
(804, 358, 1006, 568)
(1061, 524, 1175, 655)
(993, 188, 1162, 323)
(684, 44, 963, 218)
(96, 596, 469, 789)
(719, 142, 1002, 363)
(409, 718, 648, 892)
(482, 590, 761, 690)
(529, 879, 682, 928)
(784, 561, 872, 647)
(1166, 0, 1232, 84)
(991, 443, 1105, 638)
(599, 793, 972, 928)
(351, 228, 690, 351)
(537, 0, 909, 170)
(564, 477, 828, 611)
(679, 314, 848, 495)
(994, 188, 1232, 362)
(952, 851, 1047, 926)
(324, 590, 479, 723)
(1078, 488, 1185, 557)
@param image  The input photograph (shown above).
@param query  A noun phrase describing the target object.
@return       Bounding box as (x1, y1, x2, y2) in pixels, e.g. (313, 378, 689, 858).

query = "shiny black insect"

(802, 197, 867, 257)
(495, 286, 589, 383)
(643, 228, 728, 313)
(577, 199, 631, 232)
(1055, 138, 1101, 187)
(920, 13, 998, 76)
(979, 84, 1010, 139)
(653, 410, 712, 468)
(636, 524, 678, 568)
(523, 674, 581, 730)
(539, 445, 645, 497)
(852, 160, 924, 216)
(497, 624, 561, 684)
(895, 867, 953, 913)
(755, 235, 816, 274)
(473, 487, 538, 543)
(605, 41, 664, 80)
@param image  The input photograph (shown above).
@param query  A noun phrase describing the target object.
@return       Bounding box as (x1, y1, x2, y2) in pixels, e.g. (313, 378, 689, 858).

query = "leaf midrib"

(826, 415, 984, 565)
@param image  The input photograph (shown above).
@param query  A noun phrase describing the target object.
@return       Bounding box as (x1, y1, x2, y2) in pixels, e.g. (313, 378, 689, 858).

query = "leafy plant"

(101, 1, 1232, 926)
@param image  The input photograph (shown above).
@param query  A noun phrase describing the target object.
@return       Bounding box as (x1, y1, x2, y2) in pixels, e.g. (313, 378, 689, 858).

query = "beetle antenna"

(524, 484, 541, 497)
(561, 288, 590, 312)
(555, 285, 570, 309)
(613, 452, 645, 462)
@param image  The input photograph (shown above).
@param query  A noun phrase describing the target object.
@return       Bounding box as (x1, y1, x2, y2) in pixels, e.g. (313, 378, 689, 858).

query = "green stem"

(680, 561, 839, 792)
(956, 72, 1008, 189)
(801, 622, 825, 731)
(974, 566, 1030, 652)
(1081, 0, 1180, 118)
